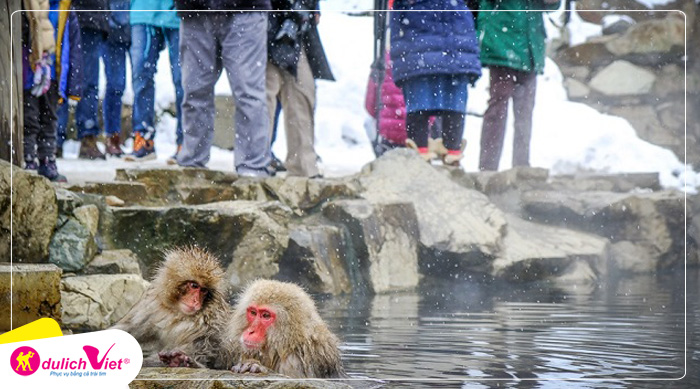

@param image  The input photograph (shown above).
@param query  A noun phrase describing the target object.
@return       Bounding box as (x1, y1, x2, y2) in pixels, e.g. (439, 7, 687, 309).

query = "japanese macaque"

(112, 246, 233, 368)
(228, 279, 345, 378)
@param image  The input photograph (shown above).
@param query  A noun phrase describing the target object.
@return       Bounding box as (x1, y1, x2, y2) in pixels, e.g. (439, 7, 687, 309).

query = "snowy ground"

(57, 1, 697, 192)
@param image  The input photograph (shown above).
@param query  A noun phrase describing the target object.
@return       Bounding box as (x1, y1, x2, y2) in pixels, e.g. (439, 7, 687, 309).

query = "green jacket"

(477, 0, 560, 73)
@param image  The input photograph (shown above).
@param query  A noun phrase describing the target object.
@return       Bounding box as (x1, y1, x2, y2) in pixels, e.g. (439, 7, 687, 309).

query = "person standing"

(390, 0, 481, 166)
(265, 0, 334, 178)
(477, 0, 560, 171)
(175, 0, 272, 177)
(125, 0, 184, 163)
(72, 0, 130, 159)
(22, 0, 74, 181)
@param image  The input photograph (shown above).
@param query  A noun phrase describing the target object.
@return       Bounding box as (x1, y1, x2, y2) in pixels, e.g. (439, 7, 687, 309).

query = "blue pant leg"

(164, 27, 184, 145)
(102, 39, 129, 136)
(56, 101, 68, 148)
(75, 29, 103, 139)
(131, 25, 165, 138)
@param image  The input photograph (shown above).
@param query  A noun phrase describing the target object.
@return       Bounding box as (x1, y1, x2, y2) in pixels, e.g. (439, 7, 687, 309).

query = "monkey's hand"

(231, 360, 269, 374)
(158, 350, 194, 367)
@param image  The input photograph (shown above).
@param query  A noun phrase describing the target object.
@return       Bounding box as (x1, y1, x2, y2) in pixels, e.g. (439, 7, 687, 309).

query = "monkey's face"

(177, 281, 209, 315)
(240, 305, 277, 350)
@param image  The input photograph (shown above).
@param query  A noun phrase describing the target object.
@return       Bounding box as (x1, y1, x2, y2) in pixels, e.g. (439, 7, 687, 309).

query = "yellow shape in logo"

(0, 318, 63, 344)
(15, 351, 35, 371)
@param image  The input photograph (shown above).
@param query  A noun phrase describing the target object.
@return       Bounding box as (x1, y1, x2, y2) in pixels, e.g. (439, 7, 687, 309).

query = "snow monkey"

(229, 279, 345, 378)
(112, 246, 233, 368)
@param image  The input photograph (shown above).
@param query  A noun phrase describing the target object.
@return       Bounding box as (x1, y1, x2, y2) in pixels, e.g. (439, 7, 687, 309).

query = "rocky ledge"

(2, 149, 697, 330)
(131, 367, 355, 388)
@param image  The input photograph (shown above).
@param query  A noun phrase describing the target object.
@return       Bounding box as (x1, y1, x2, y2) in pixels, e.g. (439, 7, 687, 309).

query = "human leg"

(102, 38, 128, 157)
(441, 111, 466, 166)
(219, 12, 271, 175)
(126, 25, 165, 161)
(479, 66, 516, 171)
(75, 28, 102, 140)
(23, 89, 41, 166)
(56, 101, 68, 156)
(177, 16, 220, 168)
(279, 51, 319, 177)
(36, 83, 66, 182)
(511, 70, 537, 168)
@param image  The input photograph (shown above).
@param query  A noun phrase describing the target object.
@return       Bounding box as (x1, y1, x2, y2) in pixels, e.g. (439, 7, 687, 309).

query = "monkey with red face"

(112, 247, 233, 368)
(229, 279, 345, 378)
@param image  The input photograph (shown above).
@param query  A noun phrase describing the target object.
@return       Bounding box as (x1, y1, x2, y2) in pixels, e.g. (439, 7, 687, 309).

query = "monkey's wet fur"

(229, 279, 346, 378)
(112, 247, 345, 378)
(112, 246, 233, 369)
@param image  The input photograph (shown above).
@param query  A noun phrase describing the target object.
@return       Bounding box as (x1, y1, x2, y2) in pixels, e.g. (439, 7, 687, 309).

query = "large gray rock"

(82, 249, 141, 275)
(0, 160, 58, 263)
(356, 150, 507, 276)
(61, 274, 149, 331)
(48, 217, 98, 272)
(277, 224, 352, 296)
(589, 60, 656, 96)
(68, 182, 150, 205)
(323, 199, 420, 293)
(263, 176, 359, 214)
(605, 15, 685, 57)
(548, 172, 661, 193)
(104, 201, 291, 286)
(0, 263, 62, 331)
(493, 216, 609, 283)
(114, 167, 238, 203)
(521, 190, 686, 270)
(73, 204, 100, 237)
(132, 367, 353, 388)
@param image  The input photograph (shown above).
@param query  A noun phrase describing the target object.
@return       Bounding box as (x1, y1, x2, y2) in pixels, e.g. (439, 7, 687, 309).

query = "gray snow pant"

(177, 12, 271, 172)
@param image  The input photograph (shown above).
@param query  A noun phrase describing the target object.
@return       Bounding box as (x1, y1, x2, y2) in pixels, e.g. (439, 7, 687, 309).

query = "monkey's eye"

(249, 308, 257, 317)
(261, 311, 271, 320)
(190, 282, 200, 290)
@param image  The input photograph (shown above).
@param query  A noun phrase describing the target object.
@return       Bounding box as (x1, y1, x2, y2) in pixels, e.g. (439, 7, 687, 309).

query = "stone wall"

(555, 1, 698, 166)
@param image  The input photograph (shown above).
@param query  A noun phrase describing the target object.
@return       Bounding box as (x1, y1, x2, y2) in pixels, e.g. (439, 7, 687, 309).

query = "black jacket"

(268, 0, 334, 81)
(72, 0, 110, 33)
(174, 0, 270, 12)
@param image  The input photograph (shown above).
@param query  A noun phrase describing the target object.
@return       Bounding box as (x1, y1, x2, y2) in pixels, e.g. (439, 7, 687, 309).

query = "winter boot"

(428, 138, 449, 161)
(442, 139, 467, 167)
(124, 133, 156, 162)
(106, 133, 125, 157)
(270, 152, 287, 172)
(166, 144, 182, 165)
(405, 139, 437, 162)
(79, 135, 106, 160)
(38, 157, 68, 182)
(24, 157, 39, 170)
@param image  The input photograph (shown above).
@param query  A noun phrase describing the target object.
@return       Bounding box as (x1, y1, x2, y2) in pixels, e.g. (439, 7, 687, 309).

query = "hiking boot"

(405, 139, 437, 162)
(24, 158, 39, 170)
(105, 134, 125, 157)
(428, 138, 449, 161)
(442, 139, 467, 167)
(166, 144, 182, 165)
(38, 157, 67, 182)
(124, 133, 156, 162)
(270, 153, 287, 172)
(79, 135, 106, 160)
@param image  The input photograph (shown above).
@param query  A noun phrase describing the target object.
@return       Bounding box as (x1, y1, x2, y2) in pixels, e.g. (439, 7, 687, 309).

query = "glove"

(30, 53, 52, 97)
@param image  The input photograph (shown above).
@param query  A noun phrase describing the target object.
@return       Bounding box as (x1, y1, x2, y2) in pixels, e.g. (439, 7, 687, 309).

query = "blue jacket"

(131, 0, 180, 30)
(389, 0, 481, 86)
(23, 0, 83, 100)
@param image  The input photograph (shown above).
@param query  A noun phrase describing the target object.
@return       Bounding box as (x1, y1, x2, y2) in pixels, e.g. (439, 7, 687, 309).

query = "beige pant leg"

(266, 61, 283, 145)
(279, 50, 319, 177)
